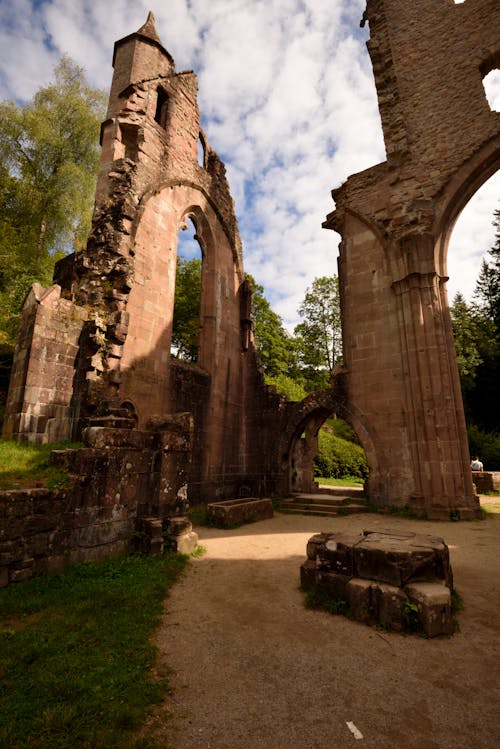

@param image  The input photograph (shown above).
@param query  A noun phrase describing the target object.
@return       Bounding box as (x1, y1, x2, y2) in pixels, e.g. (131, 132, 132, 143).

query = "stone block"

(171, 530, 199, 555)
(317, 532, 359, 576)
(346, 578, 372, 622)
(405, 582, 454, 638)
(302, 530, 455, 634)
(207, 498, 273, 527)
(372, 582, 406, 632)
(318, 571, 351, 601)
(306, 533, 327, 561)
(10, 558, 35, 583)
(354, 530, 452, 588)
(300, 559, 317, 590)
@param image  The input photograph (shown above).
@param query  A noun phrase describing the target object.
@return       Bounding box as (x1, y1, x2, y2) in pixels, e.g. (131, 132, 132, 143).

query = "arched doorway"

(278, 385, 378, 497)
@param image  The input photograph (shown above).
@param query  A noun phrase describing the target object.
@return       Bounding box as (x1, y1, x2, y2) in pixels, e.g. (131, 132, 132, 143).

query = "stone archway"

(277, 381, 381, 497)
(323, 0, 499, 519)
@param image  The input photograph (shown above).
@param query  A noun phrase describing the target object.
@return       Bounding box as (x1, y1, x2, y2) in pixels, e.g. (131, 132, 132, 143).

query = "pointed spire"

(112, 11, 174, 70)
(137, 11, 162, 45)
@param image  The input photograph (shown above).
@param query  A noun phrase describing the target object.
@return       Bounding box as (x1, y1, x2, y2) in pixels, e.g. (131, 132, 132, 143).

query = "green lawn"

(0, 553, 187, 749)
(0, 439, 81, 490)
(315, 475, 364, 487)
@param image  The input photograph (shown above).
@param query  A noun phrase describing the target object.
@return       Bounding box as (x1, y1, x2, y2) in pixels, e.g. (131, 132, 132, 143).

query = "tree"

(450, 292, 485, 393)
(246, 274, 295, 377)
(293, 275, 342, 391)
(171, 257, 202, 361)
(0, 57, 106, 347)
(473, 207, 500, 327)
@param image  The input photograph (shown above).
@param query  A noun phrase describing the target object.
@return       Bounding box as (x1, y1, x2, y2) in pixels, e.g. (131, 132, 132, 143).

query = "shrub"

(467, 424, 500, 471)
(314, 428, 368, 480)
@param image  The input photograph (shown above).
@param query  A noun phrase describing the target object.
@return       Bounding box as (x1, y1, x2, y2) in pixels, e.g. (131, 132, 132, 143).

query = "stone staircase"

(279, 485, 367, 517)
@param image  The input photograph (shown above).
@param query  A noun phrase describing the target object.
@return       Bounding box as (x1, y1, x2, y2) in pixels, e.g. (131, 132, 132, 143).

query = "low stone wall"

(301, 529, 454, 637)
(472, 471, 500, 494)
(0, 485, 133, 587)
(0, 418, 197, 587)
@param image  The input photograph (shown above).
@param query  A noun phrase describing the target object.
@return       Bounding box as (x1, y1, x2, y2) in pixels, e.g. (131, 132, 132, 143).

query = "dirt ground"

(146, 499, 500, 749)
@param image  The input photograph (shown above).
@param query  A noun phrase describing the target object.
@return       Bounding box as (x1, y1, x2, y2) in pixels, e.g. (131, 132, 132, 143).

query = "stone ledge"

(207, 498, 273, 528)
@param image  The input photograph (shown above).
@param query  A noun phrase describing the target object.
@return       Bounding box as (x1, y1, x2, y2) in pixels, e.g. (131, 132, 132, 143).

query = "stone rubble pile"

(301, 529, 455, 637)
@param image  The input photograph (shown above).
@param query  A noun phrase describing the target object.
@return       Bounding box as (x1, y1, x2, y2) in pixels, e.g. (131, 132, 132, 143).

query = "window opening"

(120, 123, 139, 161)
(482, 69, 500, 112)
(171, 217, 203, 362)
(197, 133, 205, 168)
(154, 87, 169, 127)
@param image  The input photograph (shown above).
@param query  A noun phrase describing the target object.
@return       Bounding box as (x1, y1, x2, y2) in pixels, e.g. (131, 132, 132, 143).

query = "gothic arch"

(277, 383, 381, 495)
(434, 136, 500, 280)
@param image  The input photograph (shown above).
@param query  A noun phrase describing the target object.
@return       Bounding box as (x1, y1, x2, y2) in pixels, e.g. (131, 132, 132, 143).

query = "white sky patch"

(482, 69, 500, 112)
(0, 0, 497, 329)
(447, 173, 500, 303)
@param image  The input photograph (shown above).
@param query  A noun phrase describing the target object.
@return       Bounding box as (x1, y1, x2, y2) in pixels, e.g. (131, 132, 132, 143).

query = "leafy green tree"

(450, 292, 485, 393)
(293, 275, 342, 391)
(473, 208, 500, 327)
(172, 257, 202, 361)
(0, 57, 106, 347)
(246, 275, 296, 377)
(266, 373, 306, 402)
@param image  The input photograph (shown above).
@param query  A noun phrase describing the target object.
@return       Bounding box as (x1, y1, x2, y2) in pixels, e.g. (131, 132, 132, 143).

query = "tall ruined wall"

(2, 13, 280, 502)
(325, 0, 498, 518)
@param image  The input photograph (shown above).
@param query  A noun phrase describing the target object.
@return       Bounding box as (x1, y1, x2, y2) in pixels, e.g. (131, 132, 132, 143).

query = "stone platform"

(301, 529, 455, 637)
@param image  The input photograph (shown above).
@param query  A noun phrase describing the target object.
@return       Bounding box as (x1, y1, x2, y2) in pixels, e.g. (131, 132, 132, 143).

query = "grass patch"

(191, 545, 206, 558)
(304, 586, 349, 616)
(188, 504, 209, 526)
(482, 503, 500, 515)
(0, 439, 82, 490)
(0, 552, 187, 749)
(315, 475, 364, 487)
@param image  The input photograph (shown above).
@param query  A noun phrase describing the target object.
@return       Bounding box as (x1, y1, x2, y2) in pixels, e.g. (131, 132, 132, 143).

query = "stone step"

(280, 494, 368, 517)
(280, 504, 367, 517)
(316, 485, 365, 498)
(291, 493, 365, 506)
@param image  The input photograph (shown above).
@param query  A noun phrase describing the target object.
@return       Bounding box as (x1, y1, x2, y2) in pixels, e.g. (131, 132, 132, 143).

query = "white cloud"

(0, 0, 497, 331)
(447, 173, 500, 302)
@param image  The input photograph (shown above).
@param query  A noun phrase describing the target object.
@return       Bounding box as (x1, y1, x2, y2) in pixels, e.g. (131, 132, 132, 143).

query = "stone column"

(392, 240, 479, 518)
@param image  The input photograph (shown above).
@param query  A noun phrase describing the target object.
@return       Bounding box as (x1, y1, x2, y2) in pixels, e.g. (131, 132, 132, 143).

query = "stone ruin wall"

(2, 1, 498, 585)
(3, 14, 286, 502)
(1, 14, 293, 586)
(325, 0, 499, 519)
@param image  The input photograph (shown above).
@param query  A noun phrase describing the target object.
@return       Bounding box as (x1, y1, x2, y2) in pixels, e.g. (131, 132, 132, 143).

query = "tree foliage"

(451, 206, 500, 467)
(315, 427, 368, 480)
(450, 292, 485, 392)
(246, 274, 295, 377)
(0, 57, 106, 347)
(171, 257, 202, 361)
(473, 208, 500, 327)
(293, 275, 342, 390)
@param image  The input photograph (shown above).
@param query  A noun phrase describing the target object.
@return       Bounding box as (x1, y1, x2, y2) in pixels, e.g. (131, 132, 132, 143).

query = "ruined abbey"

(2, 0, 498, 583)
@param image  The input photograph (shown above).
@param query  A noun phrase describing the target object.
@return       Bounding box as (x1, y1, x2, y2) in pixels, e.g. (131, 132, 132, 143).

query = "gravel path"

(145, 503, 500, 749)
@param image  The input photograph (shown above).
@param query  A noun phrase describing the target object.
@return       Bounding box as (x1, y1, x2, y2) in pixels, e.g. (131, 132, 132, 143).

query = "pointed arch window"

(171, 217, 203, 362)
(154, 87, 169, 128)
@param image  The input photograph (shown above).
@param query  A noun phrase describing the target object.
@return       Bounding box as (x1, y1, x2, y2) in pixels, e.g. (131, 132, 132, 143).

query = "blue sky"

(0, 0, 498, 329)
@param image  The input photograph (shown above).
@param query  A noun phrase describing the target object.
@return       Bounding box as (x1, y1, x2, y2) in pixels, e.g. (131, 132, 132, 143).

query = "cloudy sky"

(0, 0, 498, 329)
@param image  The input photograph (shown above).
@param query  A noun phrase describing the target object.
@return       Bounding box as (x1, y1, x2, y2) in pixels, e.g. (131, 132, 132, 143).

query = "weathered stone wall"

(3, 284, 87, 442)
(2, 13, 275, 503)
(0, 418, 197, 587)
(4, 5, 495, 527)
(324, 0, 498, 519)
